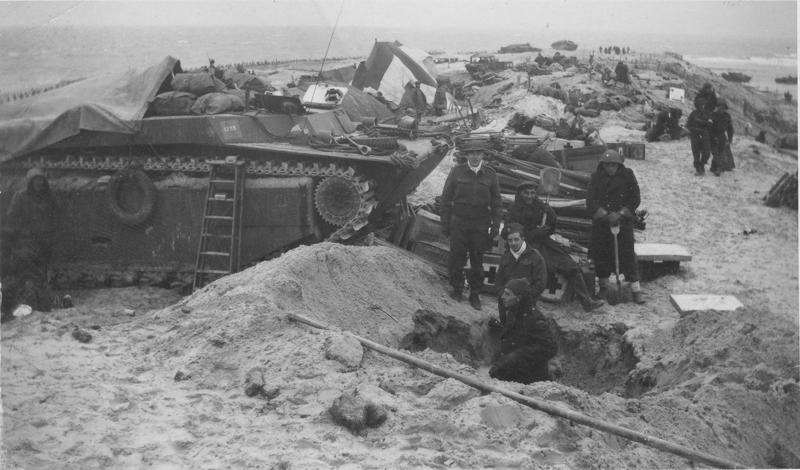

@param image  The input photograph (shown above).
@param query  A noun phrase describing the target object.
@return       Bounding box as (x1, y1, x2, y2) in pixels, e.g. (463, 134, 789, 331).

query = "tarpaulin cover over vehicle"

(0, 56, 181, 162)
(351, 41, 439, 105)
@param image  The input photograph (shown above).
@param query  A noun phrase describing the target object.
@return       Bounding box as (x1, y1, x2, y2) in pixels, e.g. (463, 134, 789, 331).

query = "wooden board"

(669, 294, 744, 317)
(635, 243, 692, 262)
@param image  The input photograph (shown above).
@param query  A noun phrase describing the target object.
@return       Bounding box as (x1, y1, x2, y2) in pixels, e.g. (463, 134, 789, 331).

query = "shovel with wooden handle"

(606, 223, 622, 306)
(539, 167, 562, 226)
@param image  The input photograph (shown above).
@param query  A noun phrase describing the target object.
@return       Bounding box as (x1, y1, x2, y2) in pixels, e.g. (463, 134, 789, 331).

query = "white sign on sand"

(668, 87, 685, 103)
(669, 294, 744, 317)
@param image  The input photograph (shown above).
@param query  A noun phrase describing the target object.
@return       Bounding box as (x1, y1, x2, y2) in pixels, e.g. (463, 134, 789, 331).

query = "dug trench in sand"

(2, 46, 798, 469)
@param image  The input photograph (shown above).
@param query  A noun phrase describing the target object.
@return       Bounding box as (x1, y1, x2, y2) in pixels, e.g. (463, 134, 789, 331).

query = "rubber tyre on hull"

(106, 169, 157, 226)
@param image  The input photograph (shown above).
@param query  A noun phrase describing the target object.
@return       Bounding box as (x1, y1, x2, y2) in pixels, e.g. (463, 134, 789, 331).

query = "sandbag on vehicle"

(225, 72, 274, 92)
(149, 91, 197, 116)
(171, 73, 227, 95)
(190, 92, 245, 115)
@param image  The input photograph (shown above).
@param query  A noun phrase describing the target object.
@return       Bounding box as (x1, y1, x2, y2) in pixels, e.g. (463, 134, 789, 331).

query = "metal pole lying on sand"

(288, 313, 745, 469)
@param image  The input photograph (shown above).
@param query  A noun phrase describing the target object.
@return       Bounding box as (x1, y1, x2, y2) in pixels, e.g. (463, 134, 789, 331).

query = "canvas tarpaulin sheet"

(351, 41, 439, 105)
(0, 56, 180, 162)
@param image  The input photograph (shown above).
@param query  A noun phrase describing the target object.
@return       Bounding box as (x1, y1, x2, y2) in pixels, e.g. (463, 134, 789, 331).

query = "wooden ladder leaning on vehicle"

(193, 157, 246, 290)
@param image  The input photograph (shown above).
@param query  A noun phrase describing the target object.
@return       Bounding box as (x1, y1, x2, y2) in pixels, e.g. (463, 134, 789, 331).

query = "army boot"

(468, 291, 482, 310)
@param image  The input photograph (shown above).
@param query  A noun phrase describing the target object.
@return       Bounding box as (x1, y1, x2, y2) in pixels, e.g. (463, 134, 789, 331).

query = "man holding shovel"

(587, 150, 646, 304)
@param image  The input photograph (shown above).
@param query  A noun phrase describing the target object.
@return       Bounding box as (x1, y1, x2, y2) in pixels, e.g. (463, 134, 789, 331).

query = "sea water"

(0, 25, 796, 95)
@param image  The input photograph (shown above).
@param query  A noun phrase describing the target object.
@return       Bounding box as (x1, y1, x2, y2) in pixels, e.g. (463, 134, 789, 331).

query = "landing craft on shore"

(774, 75, 797, 84)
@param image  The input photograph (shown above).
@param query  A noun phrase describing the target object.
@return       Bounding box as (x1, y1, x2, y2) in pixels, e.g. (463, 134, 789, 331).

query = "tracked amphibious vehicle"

(0, 57, 451, 289)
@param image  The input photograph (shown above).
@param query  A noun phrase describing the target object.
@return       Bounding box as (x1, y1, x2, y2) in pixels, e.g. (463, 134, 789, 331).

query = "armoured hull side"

(0, 171, 319, 288)
(0, 114, 451, 289)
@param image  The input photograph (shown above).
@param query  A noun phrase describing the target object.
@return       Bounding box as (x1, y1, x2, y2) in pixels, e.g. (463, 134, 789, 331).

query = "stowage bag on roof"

(224, 72, 273, 92)
(171, 73, 227, 95)
(191, 92, 245, 115)
(150, 91, 197, 116)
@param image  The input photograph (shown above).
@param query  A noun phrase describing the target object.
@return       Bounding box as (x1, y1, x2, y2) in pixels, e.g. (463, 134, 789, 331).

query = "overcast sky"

(1, 0, 797, 38)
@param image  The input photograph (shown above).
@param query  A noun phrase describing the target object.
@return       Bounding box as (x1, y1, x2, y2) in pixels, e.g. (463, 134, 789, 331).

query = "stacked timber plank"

(764, 171, 798, 209)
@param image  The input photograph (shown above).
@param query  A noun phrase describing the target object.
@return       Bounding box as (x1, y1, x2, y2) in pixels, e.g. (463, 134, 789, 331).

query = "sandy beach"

(2, 40, 798, 469)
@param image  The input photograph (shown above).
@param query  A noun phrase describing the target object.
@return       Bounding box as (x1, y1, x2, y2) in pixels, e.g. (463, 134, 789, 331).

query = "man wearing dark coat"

(432, 82, 448, 116)
(694, 82, 718, 113)
(412, 81, 428, 118)
(506, 185, 604, 312)
(614, 61, 630, 86)
(587, 150, 645, 304)
(440, 141, 502, 310)
(710, 99, 735, 176)
(687, 99, 714, 175)
(1, 168, 58, 321)
(494, 223, 547, 324)
(489, 278, 557, 384)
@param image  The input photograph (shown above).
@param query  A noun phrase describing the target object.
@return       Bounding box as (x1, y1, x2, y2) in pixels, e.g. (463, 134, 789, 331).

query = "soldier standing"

(440, 141, 501, 310)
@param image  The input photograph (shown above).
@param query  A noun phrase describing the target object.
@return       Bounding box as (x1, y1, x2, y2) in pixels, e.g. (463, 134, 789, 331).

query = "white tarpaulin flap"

(351, 41, 439, 105)
(378, 54, 437, 104)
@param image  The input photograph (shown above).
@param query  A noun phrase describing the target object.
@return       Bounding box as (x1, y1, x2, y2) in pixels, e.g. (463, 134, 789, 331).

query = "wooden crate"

(606, 141, 646, 160)
(552, 145, 607, 172)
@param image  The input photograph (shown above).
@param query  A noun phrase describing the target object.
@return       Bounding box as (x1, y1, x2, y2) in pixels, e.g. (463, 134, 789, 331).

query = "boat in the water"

(721, 72, 752, 83)
(775, 75, 798, 85)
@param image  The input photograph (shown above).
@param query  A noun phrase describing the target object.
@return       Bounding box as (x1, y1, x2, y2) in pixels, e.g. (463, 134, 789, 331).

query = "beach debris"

(668, 294, 745, 317)
(244, 368, 266, 397)
(208, 335, 227, 347)
(763, 171, 798, 209)
(71, 327, 93, 343)
(173, 370, 191, 381)
(328, 391, 388, 433)
(324, 334, 364, 371)
(13, 304, 32, 318)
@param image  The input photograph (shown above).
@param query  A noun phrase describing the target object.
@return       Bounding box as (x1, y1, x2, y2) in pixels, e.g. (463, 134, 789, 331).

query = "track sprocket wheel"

(314, 175, 372, 226)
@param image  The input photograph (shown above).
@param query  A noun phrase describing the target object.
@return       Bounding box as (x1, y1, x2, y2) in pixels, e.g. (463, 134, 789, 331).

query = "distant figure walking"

(687, 99, 713, 175)
(694, 83, 718, 113)
(710, 99, 735, 175)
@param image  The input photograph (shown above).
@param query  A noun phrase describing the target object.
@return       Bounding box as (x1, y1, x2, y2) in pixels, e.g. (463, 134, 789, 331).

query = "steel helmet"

(599, 149, 624, 164)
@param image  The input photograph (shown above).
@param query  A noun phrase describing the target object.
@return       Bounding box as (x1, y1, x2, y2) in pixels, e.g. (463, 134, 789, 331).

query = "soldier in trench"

(489, 278, 557, 384)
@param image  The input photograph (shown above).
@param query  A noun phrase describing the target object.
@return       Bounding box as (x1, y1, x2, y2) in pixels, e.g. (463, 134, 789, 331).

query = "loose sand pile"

(2, 54, 798, 469)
